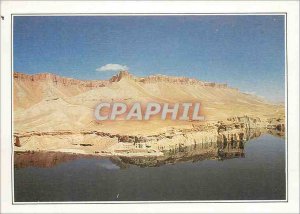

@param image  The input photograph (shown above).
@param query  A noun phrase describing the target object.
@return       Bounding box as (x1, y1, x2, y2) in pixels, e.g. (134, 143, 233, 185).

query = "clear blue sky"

(13, 15, 285, 102)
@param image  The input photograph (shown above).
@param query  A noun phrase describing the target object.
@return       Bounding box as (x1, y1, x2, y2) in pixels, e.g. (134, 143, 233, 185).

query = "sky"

(13, 15, 285, 102)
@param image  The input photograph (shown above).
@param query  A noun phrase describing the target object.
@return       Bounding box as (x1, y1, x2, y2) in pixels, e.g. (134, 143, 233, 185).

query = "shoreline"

(13, 115, 285, 158)
(14, 129, 277, 169)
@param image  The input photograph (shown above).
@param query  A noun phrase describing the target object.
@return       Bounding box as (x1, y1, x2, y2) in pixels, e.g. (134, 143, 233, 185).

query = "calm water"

(14, 133, 286, 202)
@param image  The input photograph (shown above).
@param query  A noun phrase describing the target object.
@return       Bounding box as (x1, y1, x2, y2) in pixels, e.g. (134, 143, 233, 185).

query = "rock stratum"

(14, 71, 285, 157)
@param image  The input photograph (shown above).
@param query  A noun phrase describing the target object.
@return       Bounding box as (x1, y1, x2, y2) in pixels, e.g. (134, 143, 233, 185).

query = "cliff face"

(14, 70, 230, 88)
(13, 70, 285, 157)
(109, 71, 229, 88)
(14, 72, 110, 110)
(14, 72, 109, 88)
(13, 71, 236, 110)
(14, 70, 284, 135)
(13, 115, 284, 160)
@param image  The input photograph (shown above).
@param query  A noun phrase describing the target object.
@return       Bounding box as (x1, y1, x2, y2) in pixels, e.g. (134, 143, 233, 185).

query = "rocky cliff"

(13, 70, 285, 157)
(14, 72, 109, 88)
(14, 70, 231, 89)
(109, 70, 230, 88)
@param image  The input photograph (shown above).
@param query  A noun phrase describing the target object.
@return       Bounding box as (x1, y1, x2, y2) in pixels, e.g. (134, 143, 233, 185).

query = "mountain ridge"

(14, 70, 284, 135)
(14, 71, 234, 90)
(13, 70, 285, 156)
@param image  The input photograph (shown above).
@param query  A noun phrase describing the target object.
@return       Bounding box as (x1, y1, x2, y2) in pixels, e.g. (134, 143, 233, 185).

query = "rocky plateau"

(13, 71, 285, 157)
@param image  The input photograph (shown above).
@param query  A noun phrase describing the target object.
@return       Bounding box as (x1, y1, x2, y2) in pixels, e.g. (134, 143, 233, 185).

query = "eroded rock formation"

(13, 71, 285, 157)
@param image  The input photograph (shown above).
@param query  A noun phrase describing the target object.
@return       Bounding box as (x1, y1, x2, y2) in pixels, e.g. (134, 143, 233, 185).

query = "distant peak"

(109, 70, 134, 82)
(118, 70, 132, 77)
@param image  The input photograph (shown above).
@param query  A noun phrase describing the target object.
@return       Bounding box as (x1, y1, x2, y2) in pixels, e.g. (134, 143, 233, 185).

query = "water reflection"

(14, 129, 283, 169)
(267, 129, 285, 138)
(14, 132, 286, 201)
(119, 140, 245, 168)
(14, 152, 103, 169)
(118, 129, 265, 167)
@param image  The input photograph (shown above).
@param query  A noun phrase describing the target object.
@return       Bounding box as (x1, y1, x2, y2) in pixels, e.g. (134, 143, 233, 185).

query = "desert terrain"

(13, 71, 285, 157)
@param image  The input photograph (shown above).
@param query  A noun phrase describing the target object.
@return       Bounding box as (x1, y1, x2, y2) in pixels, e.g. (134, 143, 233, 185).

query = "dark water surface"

(14, 134, 286, 202)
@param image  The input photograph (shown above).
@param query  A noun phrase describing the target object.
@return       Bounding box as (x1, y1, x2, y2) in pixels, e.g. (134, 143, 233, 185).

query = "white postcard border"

(1, 1, 299, 213)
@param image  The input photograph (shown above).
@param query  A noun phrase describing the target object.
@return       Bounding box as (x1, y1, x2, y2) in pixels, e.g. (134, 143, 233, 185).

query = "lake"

(14, 133, 286, 202)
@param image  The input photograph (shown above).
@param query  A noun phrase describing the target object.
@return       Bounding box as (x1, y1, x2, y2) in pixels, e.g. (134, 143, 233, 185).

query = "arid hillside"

(14, 71, 284, 135)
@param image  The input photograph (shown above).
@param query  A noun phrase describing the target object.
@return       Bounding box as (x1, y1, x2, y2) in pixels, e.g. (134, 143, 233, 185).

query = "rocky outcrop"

(109, 70, 134, 82)
(15, 126, 281, 168)
(14, 72, 109, 88)
(109, 70, 230, 88)
(14, 70, 232, 90)
(14, 71, 227, 88)
(13, 115, 284, 158)
(14, 136, 21, 147)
